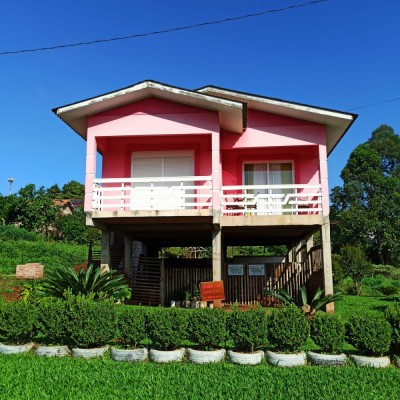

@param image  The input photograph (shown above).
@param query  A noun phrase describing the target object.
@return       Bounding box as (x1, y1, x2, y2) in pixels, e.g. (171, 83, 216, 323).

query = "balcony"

(221, 184, 322, 216)
(91, 176, 212, 212)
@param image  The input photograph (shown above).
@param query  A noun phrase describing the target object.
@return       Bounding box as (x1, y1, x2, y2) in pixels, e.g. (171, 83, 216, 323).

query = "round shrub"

(226, 308, 267, 352)
(65, 295, 116, 348)
(36, 299, 69, 345)
(146, 308, 188, 350)
(0, 300, 38, 344)
(188, 308, 227, 350)
(346, 314, 392, 356)
(310, 312, 345, 354)
(267, 305, 309, 353)
(385, 302, 400, 354)
(115, 307, 147, 349)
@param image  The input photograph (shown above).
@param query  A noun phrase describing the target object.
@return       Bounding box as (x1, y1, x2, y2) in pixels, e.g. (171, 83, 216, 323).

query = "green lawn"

(0, 353, 399, 400)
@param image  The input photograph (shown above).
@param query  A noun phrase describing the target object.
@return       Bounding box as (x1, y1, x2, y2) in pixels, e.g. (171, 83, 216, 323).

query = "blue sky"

(0, 0, 399, 195)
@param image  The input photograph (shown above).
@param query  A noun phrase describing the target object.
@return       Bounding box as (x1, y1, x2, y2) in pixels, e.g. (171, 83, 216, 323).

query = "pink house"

(53, 80, 356, 307)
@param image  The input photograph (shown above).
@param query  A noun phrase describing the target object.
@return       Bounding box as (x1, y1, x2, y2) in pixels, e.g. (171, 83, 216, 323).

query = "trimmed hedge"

(0, 300, 38, 344)
(146, 308, 188, 350)
(310, 312, 345, 354)
(267, 305, 309, 353)
(384, 302, 400, 354)
(226, 308, 268, 352)
(115, 306, 147, 349)
(188, 308, 227, 350)
(346, 314, 392, 356)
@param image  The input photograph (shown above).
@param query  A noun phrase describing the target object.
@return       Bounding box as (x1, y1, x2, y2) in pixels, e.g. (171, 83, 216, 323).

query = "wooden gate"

(130, 256, 161, 305)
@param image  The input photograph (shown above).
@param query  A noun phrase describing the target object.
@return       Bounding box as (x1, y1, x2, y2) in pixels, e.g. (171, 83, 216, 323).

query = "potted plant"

(65, 294, 116, 358)
(190, 284, 201, 309)
(183, 290, 191, 308)
(146, 308, 188, 362)
(346, 314, 392, 367)
(187, 308, 226, 363)
(266, 305, 309, 367)
(226, 307, 267, 365)
(308, 312, 347, 366)
(111, 307, 148, 362)
(35, 298, 70, 357)
(0, 299, 37, 354)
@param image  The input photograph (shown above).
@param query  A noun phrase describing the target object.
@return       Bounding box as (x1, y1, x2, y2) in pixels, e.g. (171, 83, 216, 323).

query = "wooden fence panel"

(131, 257, 161, 305)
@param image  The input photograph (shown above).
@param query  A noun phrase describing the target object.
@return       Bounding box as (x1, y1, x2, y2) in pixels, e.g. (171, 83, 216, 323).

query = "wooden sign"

(249, 264, 265, 276)
(228, 264, 243, 276)
(199, 281, 225, 301)
(16, 263, 44, 280)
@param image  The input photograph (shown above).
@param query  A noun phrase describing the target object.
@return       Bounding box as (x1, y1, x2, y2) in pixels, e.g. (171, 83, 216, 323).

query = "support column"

(84, 132, 97, 212)
(124, 235, 132, 279)
(211, 130, 221, 224)
(321, 217, 334, 313)
(100, 227, 111, 273)
(306, 234, 314, 275)
(212, 229, 222, 281)
(318, 145, 329, 216)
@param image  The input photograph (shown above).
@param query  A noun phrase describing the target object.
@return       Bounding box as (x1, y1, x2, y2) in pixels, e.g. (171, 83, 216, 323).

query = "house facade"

(53, 80, 356, 308)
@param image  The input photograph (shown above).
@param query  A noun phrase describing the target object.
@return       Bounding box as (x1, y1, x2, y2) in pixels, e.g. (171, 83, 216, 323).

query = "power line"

(0, 0, 328, 56)
(347, 97, 400, 111)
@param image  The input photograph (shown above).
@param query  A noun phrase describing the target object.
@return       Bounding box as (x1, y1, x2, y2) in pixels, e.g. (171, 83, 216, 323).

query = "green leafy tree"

(61, 181, 85, 199)
(12, 184, 58, 236)
(330, 125, 400, 265)
(47, 184, 63, 199)
(339, 246, 371, 296)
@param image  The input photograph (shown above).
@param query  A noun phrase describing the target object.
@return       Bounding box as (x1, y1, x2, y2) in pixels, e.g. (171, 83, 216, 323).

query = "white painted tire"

(72, 346, 108, 358)
(149, 348, 185, 363)
(0, 342, 33, 354)
(111, 347, 148, 362)
(307, 351, 347, 366)
(228, 350, 264, 365)
(350, 354, 390, 368)
(35, 345, 69, 357)
(187, 348, 226, 364)
(266, 350, 306, 367)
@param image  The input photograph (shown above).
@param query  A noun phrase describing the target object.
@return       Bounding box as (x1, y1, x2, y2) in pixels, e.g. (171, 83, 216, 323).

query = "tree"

(12, 184, 58, 237)
(61, 181, 85, 199)
(339, 246, 371, 296)
(330, 125, 400, 265)
(47, 184, 63, 199)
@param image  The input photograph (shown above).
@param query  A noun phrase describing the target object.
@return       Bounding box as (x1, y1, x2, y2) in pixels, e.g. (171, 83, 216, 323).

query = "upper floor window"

(244, 162, 293, 187)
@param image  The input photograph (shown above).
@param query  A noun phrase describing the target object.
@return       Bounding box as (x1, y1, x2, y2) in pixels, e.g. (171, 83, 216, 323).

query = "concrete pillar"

(211, 130, 221, 216)
(318, 145, 329, 216)
(84, 133, 97, 212)
(212, 229, 222, 281)
(124, 235, 132, 278)
(306, 234, 314, 274)
(321, 217, 334, 313)
(100, 227, 111, 273)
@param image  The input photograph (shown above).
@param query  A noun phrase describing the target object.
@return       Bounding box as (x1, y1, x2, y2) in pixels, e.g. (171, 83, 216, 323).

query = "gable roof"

(196, 85, 357, 155)
(52, 80, 245, 139)
(53, 80, 357, 155)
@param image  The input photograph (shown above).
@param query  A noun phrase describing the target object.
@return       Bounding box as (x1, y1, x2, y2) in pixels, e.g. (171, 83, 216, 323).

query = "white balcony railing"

(92, 176, 212, 212)
(221, 184, 322, 215)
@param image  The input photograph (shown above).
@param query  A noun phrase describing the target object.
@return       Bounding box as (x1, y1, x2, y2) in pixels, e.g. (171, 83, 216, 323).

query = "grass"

(0, 353, 399, 400)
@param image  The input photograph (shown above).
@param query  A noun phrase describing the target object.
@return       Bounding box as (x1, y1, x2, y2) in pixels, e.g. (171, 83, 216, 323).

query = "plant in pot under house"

(187, 308, 227, 364)
(226, 307, 267, 365)
(111, 307, 148, 362)
(346, 314, 392, 368)
(266, 305, 309, 367)
(308, 312, 347, 366)
(146, 308, 188, 363)
(35, 298, 70, 357)
(65, 294, 116, 358)
(0, 299, 37, 354)
(385, 302, 400, 367)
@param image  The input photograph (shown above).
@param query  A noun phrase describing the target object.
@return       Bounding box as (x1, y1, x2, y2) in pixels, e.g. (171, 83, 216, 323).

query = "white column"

(100, 227, 111, 273)
(321, 217, 334, 312)
(85, 133, 97, 212)
(212, 229, 222, 281)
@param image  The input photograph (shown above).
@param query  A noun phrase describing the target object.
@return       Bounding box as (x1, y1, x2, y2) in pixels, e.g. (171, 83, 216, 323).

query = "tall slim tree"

(330, 125, 400, 265)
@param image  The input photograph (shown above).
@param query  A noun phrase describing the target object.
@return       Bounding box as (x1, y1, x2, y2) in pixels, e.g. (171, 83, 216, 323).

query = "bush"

(385, 302, 400, 354)
(35, 299, 69, 345)
(346, 314, 392, 356)
(226, 308, 267, 352)
(310, 312, 345, 354)
(115, 307, 147, 349)
(0, 300, 38, 344)
(146, 308, 188, 350)
(0, 225, 40, 242)
(188, 308, 227, 350)
(267, 305, 309, 353)
(65, 294, 116, 348)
